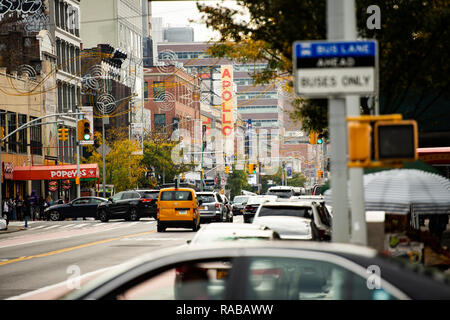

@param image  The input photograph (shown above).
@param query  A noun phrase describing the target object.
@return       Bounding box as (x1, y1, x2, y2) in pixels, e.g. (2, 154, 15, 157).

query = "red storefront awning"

(12, 164, 99, 181)
(417, 147, 450, 165)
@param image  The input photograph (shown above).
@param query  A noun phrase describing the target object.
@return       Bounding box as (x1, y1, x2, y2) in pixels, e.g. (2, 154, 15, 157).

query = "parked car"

(96, 190, 159, 222)
(62, 241, 450, 300)
(44, 197, 108, 221)
(188, 223, 280, 244)
(252, 202, 318, 240)
(254, 200, 332, 241)
(243, 195, 277, 223)
(231, 195, 249, 215)
(196, 192, 230, 223)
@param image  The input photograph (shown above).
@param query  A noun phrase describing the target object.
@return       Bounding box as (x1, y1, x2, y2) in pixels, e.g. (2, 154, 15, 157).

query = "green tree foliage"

(226, 164, 250, 199)
(83, 128, 145, 192)
(141, 132, 195, 186)
(261, 167, 306, 194)
(197, 0, 450, 134)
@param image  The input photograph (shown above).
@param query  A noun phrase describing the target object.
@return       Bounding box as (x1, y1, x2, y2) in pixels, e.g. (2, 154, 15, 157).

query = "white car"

(189, 223, 280, 244)
(253, 200, 332, 241)
(243, 195, 278, 223)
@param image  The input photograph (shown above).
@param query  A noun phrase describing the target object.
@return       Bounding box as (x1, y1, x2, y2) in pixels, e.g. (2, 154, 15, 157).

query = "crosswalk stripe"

(31, 226, 46, 230)
(59, 224, 77, 229)
(70, 223, 89, 229)
(42, 225, 60, 230)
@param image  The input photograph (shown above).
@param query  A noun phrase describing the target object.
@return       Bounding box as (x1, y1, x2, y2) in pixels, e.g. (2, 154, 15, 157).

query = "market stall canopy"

(324, 169, 450, 215)
(12, 164, 99, 181)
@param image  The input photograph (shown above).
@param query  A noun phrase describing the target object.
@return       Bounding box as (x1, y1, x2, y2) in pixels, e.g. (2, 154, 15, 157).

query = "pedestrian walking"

(23, 195, 31, 228)
(8, 198, 16, 221)
(16, 195, 23, 221)
(37, 196, 45, 220)
(3, 199, 9, 227)
(30, 190, 38, 221)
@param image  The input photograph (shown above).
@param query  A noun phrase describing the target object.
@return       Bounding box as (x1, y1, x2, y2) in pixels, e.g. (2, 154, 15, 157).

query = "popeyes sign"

(50, 169, 94, 179)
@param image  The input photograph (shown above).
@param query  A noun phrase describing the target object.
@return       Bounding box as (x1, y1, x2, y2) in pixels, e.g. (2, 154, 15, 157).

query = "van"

(156, 187, 200, 232)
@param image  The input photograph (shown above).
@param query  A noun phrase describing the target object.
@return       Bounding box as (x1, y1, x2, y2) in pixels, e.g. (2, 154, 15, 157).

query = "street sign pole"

(326, 0, 351, 243)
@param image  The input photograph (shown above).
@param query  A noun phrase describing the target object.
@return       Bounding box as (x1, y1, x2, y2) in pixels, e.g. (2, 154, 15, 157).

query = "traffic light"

(374, 120, 418, 162)
(317, 133, 324, 144)
(181, 173, 185, 180)
(58, 126, 68, 141)
(248, 164, 256, 174)
(348, 122, 371, 162)
(77, 119, 92, 141)
(309, 131, 317, 144)
(225, 166, 230, 174)
(318, 170, 323, 178)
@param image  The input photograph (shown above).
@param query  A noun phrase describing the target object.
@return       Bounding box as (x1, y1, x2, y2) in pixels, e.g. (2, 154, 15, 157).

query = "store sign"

(3, 162, 13, 180)
(48, 181, 58, 192)
(50, 168, 96, 179)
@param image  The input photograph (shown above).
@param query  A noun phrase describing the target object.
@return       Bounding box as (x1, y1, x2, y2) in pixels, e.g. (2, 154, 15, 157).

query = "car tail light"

(245, 205, 251, 211)
(140, 198, 153, 203)
(216, 203, 220, 208)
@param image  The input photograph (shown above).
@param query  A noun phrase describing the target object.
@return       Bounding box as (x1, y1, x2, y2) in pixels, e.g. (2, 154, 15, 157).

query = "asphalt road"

(0, 216, 244, 300)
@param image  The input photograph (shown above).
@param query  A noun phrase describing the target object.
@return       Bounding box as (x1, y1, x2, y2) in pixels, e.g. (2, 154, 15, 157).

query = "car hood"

(253, 216, 313, 240)
(45, 204, 69, 210)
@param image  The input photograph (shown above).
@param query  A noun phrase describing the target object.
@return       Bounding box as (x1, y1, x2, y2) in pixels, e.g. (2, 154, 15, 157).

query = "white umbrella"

(324, 169, 450, 215)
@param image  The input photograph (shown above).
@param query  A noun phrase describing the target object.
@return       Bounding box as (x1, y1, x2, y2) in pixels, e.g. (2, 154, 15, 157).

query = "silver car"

(196, 192, 230, 222)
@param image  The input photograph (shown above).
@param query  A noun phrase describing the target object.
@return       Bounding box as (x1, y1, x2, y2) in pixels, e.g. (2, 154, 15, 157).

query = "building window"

(30, 117, 42, 156)
(7, 112, 17, 153)
(55, 0, 60, 27)
(154, 114, 166, 131)
(144, 81, 148, 99)
(18, 114, 27, 154)
(153, 81, 165, 101)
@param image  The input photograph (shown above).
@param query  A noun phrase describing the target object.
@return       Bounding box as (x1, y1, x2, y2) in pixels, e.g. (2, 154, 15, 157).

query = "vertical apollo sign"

(221, 66, 234, 157)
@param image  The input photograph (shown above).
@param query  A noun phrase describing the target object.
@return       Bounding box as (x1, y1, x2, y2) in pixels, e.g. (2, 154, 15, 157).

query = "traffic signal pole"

(327, 0, 367, 245)
(76, 107, 81, 198)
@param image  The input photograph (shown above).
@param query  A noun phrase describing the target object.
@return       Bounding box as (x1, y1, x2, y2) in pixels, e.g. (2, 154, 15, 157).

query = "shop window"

(154, 114, 166, 132)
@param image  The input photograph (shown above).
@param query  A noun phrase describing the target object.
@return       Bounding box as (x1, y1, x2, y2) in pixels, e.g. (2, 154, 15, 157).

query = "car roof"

(260, 201, 316, 208)
(135, 189, 159, 192)
(195, 228, 275, 237)
(159, 187, 195, 192)
(201, 222, 271, 230)
(196, 192, 217, 195)
(62, 240, 380, 299)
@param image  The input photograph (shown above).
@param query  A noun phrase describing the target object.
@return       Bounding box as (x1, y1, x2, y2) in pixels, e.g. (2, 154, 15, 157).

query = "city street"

(0, 216, 243, 300)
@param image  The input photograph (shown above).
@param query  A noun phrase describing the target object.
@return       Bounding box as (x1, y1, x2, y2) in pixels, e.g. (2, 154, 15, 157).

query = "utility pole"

(76, 107, 81, 198)
(327, 0, 351, 243)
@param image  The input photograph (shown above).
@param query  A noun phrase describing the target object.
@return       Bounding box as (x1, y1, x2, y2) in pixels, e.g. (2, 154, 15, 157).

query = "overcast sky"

(151, 1, 248, 42)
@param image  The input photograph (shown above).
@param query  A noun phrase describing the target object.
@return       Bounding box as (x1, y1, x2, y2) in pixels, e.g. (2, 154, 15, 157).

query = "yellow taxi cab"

(156, 187, 201, 232)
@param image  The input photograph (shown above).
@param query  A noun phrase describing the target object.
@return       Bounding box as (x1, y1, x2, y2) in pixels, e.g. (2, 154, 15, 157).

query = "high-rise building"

(80, 0, 150, 132)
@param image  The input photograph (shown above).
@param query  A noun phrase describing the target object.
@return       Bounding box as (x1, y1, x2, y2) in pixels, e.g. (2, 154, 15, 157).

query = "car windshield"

(258, 206, 313, 219)
(233, 196, 248, 204)
(139, 192, 158, 199)
(198, 194, 216, 203)
(160, 191, 193, 201)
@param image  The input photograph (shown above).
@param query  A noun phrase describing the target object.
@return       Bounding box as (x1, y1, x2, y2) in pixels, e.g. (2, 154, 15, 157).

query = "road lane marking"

(31, 226, 46, 230)
(6, 264, 120, 300)
(0, 230, 156, 267)
(59, 224, 77, 229)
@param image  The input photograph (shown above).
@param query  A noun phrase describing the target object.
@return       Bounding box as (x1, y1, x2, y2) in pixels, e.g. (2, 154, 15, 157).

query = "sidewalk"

(0, 225, 28, 234)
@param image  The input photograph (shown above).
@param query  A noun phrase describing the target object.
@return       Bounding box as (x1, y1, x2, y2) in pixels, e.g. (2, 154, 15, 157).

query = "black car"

(44, 197, 108, 221)
(96, 190, 159, 222)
